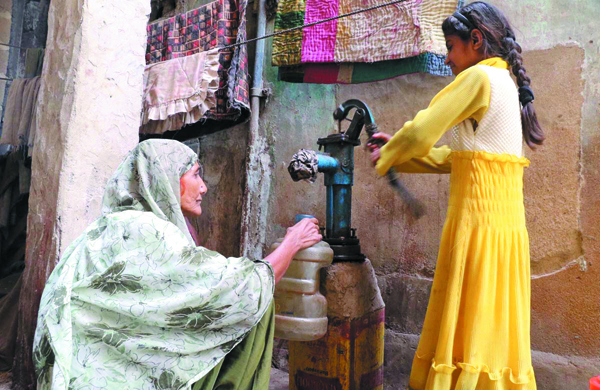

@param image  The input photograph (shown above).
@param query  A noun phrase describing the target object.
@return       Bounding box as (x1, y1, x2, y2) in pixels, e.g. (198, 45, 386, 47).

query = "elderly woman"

(33, 140, 321, 390)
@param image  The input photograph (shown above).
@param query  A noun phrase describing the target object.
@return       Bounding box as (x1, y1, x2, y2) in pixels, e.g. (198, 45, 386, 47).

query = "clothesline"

(0, 42, 24, 49)
(218, 0, 408, 51)
(2, 1, 409, 58)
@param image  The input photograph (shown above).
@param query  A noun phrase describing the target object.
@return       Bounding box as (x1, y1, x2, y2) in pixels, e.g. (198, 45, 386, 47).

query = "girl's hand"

(367, 132, 392, 165)
(283, 218, 322, 252)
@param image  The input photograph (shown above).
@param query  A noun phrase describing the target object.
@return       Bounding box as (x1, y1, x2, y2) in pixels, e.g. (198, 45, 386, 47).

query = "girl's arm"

(389, 145, 453, 174)
(375, 65, 491, 176)
(370, 134, 452, 174)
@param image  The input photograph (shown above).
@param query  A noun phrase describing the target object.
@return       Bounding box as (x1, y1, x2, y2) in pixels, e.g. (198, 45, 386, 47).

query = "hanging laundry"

(0, 79, 27, 146)
(16, 77, 41, 148)
(272, 0, 461, 83)
(143, 0, 250, 135)
(24, 48, 45, 79)
(0, 77, 41, 148)
(140, 50, 220, 134)
(279, 52, 452, 84)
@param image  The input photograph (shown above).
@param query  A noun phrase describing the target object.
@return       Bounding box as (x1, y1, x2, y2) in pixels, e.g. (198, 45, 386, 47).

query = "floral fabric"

(33, 140, 274, 390)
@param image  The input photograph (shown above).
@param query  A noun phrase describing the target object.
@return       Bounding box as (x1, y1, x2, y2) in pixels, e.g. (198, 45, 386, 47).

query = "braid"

(502, 30, 545, 148)
(503, 35, 527, 86)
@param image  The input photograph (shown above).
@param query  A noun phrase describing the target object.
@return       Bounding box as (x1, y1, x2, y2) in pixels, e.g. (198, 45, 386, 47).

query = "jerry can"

(269, 215, 334, 341)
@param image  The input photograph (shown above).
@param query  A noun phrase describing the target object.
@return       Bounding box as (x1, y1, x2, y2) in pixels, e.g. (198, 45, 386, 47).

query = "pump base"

(323, 236, 366, 262)
(289, 259, 385, 390)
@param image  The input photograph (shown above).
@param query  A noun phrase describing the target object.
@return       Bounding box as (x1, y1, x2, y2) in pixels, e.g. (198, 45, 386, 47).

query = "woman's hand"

(367, 132, 392, 165)
(282, 218, 322, 252)
(264, 218, 322, 283)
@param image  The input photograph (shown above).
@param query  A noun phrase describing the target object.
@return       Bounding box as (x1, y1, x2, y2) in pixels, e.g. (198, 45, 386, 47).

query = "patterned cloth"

(279, 52, 452, 84)
(272, 0, 461, 82)
(33, 140, 274, 390)
(144, 0, 250, 133)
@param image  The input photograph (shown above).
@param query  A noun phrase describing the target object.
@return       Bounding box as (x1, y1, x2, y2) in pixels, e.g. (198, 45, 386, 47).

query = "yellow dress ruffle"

(408, 151, 536, 390)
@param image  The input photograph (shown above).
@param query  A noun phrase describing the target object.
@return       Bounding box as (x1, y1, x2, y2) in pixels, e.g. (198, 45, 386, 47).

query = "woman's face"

(180, 163, 208, 218)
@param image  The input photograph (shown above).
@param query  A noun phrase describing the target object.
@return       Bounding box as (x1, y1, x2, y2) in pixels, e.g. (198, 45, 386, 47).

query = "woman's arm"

(263, 218, 322, 283)
(374, 65, 491, 176)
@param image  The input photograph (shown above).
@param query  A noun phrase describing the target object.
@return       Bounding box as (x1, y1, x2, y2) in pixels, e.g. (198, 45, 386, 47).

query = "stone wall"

(194, 123, 249, 257)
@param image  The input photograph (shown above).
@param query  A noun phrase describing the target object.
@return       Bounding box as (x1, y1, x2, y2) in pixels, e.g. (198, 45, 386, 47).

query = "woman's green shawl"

(32, 140, 274, 390)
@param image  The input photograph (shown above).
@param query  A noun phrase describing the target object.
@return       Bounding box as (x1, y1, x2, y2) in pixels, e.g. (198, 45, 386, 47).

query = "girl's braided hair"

(442, 2, 544, 149)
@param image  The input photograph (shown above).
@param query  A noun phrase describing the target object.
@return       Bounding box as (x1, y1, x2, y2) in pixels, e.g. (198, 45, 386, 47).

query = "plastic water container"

(269, 215, 334, 341)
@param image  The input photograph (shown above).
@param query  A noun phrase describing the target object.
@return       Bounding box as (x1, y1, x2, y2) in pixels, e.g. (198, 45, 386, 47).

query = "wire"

(218, 0, 407, 51)
(0, 42, 23, 49)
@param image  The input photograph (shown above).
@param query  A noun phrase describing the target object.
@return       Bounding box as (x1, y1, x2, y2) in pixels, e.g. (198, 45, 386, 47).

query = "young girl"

(369, 2, 543, 389)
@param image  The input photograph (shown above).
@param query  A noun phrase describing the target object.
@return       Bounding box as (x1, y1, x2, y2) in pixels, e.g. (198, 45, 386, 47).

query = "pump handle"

(334, 99, 426, 219)
(333, 99, 376, 141)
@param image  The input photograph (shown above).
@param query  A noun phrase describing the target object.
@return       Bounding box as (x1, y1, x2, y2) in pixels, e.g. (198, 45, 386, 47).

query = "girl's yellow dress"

(376, 58, 536, 390)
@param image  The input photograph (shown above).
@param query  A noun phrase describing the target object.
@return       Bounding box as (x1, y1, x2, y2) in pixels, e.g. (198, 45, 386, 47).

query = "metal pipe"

(240, 0, 269, 259)
(252, 0, 267, 98)
(326, 186, 334, 237)
(316, 154, 339, 173)
(331, 185, 352, 238)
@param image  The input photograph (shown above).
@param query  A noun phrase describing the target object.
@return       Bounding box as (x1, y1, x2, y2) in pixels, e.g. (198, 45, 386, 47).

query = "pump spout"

(316, 153, 340, 173)
(288, 149, 339, 183)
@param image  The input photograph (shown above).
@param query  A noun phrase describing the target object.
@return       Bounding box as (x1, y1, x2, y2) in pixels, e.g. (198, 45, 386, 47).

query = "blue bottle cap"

(295, 214, 315, 224)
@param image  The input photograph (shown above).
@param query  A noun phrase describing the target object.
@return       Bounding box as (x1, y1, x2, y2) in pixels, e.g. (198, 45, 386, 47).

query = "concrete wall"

(194, 123, 249, 257)
(12, 0, 149, 387)
(242, 0, 600, 389)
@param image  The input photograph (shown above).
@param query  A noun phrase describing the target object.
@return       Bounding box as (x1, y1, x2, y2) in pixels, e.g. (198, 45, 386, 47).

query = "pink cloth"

(301, 0, 340, 63)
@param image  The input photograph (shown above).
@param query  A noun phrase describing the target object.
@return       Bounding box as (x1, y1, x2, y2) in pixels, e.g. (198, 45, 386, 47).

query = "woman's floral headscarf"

(102, 139, 198, 244)
(33, 140, 274, 390)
